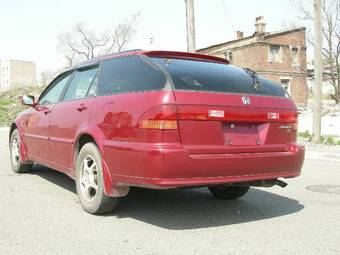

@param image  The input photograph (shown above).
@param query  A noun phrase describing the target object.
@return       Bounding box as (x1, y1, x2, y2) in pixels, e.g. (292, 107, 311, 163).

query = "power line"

(221, 0, 235, 34)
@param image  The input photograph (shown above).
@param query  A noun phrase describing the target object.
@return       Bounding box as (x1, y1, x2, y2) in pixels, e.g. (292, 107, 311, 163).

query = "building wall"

(0, 60, 36, 92)
(260, 30, 307, 105)
(0, 61, 11, 92)
(10, 61, 36, 89)
(261, 30, 307, 74)
(197, 29, 308, 105)
(231, 44, 268, 70)
(198, 36, 256, 55)
(261, 73, 307, 104)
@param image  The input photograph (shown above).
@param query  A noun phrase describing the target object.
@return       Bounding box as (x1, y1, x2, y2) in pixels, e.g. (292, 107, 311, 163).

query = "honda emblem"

(241, 96, 251, 105)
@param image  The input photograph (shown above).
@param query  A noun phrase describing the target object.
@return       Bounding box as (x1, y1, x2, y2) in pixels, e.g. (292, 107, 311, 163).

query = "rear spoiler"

(143, 50, 229, 64)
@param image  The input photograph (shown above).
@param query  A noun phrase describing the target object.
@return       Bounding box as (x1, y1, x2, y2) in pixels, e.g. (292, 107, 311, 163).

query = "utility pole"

(185, 0, 196, 52)
(313, 0, 323, 142)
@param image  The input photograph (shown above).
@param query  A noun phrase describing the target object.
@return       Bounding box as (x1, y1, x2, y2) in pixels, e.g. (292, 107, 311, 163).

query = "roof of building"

(197, 27, 306, 52)
(0, 59, 36, 64)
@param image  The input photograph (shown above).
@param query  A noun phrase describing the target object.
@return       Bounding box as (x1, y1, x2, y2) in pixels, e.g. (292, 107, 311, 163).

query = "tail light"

(138, 104, 299, 131)
(138, 104, 178, 130)
(280, 112, 298, 131)
(279, 112, 298, 123)
(292, 116, 298, 132)
(177, 105, 299, 123)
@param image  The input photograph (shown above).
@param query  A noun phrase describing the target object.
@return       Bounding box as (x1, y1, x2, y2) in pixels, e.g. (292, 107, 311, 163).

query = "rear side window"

(64, 67, 98, 101)
(98, 56, 167, 96)
(151, 58, 287, 97)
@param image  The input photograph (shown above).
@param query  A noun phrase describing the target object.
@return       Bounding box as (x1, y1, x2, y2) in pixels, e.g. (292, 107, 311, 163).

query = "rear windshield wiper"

(244, 68, 260, 90)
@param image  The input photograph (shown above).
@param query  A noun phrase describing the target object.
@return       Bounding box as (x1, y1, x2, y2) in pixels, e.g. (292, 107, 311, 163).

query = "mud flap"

(101, 159, 129, 197)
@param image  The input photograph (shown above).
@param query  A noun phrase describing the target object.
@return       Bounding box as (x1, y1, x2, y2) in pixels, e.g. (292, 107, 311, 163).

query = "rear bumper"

(103, 141, 305, 188)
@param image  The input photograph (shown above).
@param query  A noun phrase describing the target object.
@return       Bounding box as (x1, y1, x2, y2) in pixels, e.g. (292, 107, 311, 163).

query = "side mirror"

(21, 95, 36, 107)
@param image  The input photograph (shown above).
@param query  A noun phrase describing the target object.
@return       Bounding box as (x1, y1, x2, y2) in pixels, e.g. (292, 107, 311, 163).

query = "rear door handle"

(76, 104, 87, 112)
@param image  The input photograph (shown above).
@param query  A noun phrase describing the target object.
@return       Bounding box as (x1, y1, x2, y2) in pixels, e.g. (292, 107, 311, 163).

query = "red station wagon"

(9, 50, 305, 214)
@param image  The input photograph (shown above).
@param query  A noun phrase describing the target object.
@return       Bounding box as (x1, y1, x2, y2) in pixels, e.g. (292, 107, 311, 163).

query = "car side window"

(38, 72, 73, 105)
(86, 75, 98, 98)
(63, 67, 98, 101)
(98, 56, 166, 96)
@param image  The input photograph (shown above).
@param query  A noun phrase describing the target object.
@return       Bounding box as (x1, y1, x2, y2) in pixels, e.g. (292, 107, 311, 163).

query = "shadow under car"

(29, 163, 304, 230)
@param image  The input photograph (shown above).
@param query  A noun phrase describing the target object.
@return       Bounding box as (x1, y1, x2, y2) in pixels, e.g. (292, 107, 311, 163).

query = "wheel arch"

(9, 121, 31, 163)
(72, 128, 128, 198)
(73, 132, 100, 169)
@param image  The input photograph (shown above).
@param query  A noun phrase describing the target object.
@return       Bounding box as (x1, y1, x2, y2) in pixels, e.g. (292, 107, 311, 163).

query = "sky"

(0, 0, 305, 75)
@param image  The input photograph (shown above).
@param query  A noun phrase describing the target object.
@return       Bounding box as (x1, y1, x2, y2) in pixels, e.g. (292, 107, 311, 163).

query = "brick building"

(197, 16, 308, 105)
(0, 60, 36, 92)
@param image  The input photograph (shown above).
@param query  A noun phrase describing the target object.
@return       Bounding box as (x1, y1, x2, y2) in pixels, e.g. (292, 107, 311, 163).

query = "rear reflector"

(268, 112, 280, 120)
(208, 110, 225, 118)
(140, 120, 178, 129)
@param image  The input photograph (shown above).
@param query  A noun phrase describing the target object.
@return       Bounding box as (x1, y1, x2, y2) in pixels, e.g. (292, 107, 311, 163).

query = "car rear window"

(150, 57, 288, 97)
(98, 56, 167, 96)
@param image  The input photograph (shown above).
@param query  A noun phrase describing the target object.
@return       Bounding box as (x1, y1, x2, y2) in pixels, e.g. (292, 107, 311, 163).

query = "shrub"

(298, 130, 312, 141)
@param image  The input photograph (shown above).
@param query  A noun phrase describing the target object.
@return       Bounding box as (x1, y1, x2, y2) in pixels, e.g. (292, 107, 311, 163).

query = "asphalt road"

(0, 129, 340, 255)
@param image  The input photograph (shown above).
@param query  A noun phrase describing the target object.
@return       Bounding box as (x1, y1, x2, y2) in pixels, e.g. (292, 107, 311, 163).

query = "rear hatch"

(149, 56, 298, 154)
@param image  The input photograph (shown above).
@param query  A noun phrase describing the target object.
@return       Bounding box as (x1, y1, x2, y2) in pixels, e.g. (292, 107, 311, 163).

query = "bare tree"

(292, 0, 340, 103)
(58, 14, 140, 67)
(39, 69, 57, 87)
(104, 14, 140, 54)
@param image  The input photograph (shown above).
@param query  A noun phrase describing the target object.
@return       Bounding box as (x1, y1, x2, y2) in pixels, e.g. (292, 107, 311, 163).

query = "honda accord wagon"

(9, 50, 305, 214)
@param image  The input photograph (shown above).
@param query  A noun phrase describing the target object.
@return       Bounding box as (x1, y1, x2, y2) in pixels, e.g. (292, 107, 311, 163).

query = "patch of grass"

(0, 98, 14, 106)
(0, 86, 44, 126)
(298, 131, 340, 145)
(319, 135, 339, 145)
(298, 130, 312, 140)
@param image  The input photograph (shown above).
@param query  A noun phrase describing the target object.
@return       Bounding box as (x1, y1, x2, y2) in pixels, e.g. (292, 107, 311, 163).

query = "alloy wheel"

(80, 155, 99, 202)
(11, 136, 20, 166)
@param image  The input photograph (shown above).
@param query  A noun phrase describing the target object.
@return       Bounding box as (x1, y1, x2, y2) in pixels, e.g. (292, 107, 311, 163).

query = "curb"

(305, 151, 340, 163)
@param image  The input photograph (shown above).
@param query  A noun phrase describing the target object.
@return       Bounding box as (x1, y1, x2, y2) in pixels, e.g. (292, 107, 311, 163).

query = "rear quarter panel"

(91, 90, 176, 177)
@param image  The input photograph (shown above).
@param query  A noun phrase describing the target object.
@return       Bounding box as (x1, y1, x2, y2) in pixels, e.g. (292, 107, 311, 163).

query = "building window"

(280, 78, 291, 95)
(223, 51, 233, 63)
(291, 47, 298, 65)
(269, 45, 282, 62)
(228, 52, 233, 62)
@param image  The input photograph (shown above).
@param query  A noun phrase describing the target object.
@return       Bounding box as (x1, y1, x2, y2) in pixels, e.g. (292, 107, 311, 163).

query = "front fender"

(10, 119, 31, 163)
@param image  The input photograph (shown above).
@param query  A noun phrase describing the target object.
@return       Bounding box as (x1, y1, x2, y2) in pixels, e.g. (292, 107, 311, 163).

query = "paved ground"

(0, 129, 340, 255)
(299, 111, 340, 137)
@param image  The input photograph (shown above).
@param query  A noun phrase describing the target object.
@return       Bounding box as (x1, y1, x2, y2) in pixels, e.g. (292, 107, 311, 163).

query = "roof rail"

(75, 49, 144, 68)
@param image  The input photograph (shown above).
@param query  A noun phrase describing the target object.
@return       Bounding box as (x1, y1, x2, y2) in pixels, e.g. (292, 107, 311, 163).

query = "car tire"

(75, 142, 119, 215)
(208, 185, 250, 200)
(9, 129, 33, 173)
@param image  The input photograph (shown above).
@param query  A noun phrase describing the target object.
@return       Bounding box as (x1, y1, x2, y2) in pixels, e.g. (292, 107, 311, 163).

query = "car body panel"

(172, 91, 297, 154)
(91, 90, 177, 179)
(49, 97, 95, 173)
(102, 140, 304, 188)
(22, 105, 54, 162)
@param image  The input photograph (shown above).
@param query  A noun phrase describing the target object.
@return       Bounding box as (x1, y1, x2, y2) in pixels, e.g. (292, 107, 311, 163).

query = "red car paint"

(11, 50, 305, 197)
